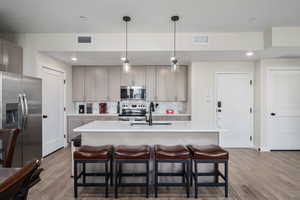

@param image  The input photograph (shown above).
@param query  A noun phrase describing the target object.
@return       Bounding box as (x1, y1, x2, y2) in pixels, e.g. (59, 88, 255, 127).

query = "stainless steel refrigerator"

(0, 71, 42, 167)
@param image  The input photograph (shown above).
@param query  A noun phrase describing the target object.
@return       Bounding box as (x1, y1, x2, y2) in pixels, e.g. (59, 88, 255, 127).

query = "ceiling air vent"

(77, 36, 92, 44)
(192, 35, 209, 44)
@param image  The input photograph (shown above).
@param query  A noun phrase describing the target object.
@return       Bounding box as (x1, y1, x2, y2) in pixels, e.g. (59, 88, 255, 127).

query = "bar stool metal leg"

(82, 163, 86, 184)
(182, 162, 186, 183)
(110, 159, 113, 186)
(154, 160, 158, 198)
(214, 163, 219, 183)
(118, 162, 122, 185)
(114, 161, 118, 199)
(185, 162, 190, 198)
(194, 161, 198, 199)
(74, 161, 78, 198)
(225, 161, 228, 198)
(146, 160, 149, 198)
(105, 161, 109, 198)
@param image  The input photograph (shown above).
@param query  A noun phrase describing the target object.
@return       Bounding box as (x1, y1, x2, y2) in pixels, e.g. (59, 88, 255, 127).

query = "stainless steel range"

(118, 102, 147, 121)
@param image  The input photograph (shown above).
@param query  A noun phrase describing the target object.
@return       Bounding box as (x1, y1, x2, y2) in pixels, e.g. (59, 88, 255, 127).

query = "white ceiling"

(1, 0, 300, 33)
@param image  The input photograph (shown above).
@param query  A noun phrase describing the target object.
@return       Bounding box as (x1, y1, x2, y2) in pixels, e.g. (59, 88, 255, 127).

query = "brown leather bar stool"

(73, 145, 113, 198)
(188, 144, 229, 198)
(154, 145, 191, 198)
(114, 145, 150, 198)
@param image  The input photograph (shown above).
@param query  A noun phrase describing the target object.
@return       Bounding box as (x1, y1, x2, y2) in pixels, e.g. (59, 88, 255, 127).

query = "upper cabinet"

(72, 65, 187, 102)
(156, 66, 176, 101)
(155, 66, 187, 102)
(0, 39, 23, 74)
(72, 66, 85, 101)
(72, 66, 121, 101)
(121, 66, 146, 87)
(145, 66, 157, 101)
(84, 66, 108, 101)
(175, 67, 187, 101)
(107, 66, 121, 101)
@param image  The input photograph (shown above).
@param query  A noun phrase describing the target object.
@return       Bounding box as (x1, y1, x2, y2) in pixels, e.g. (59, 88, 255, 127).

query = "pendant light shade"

(170, 16, 179, 72)
(122, 16, 131, 73)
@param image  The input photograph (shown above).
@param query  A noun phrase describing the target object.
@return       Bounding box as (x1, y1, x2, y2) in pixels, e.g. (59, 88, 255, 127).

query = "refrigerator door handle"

(22, 94, 29, 128)
(23, 94, 29, 116)
(18, 94, 25, 129)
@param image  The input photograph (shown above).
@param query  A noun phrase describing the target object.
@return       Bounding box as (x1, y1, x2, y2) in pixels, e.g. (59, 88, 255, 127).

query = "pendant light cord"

(173, 20, 176, 58)
(125, 21, 128, 59)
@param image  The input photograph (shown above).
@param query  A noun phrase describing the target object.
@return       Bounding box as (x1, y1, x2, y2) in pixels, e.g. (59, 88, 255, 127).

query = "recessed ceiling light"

(71, 57, 77, 61)
(246, 51, 254, 57)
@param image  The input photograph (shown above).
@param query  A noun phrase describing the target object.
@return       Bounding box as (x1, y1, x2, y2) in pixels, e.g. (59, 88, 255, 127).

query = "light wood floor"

(28, 147, 300, 200)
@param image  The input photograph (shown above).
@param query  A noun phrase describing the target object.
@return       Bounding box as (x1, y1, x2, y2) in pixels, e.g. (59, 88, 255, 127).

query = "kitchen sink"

(130, 122, 172, 126)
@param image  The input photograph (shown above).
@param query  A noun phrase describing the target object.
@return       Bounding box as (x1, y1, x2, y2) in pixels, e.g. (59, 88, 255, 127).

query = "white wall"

(16, 34, 73, 113)
(254, 61, 262, 149)
(191, 61, 255, 126)
(15, 32, 263, 52)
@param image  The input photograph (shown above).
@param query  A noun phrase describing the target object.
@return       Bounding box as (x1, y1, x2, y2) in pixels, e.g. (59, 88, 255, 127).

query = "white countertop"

(67, 113, 191, 117)
(74, 120, 224, 133)
(67, 113, 118, 117)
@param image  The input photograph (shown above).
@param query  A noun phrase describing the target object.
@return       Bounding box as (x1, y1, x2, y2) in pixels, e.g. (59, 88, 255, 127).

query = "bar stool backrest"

(0, 129, 20, 168)
(0, 160, 41, 200)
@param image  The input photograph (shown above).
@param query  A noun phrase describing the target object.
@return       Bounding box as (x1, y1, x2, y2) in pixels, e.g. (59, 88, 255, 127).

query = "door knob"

(270, 113, 276, 116)
(42, 115, 48, 118)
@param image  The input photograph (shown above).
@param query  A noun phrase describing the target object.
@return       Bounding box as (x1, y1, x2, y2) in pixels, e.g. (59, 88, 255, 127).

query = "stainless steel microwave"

(120, 86, 145, 100)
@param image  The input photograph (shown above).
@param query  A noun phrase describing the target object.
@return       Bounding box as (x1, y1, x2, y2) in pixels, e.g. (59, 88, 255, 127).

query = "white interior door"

(268, 69, 300, 150)
(42, 67, 65, 156)
(216, 73, 253, 148)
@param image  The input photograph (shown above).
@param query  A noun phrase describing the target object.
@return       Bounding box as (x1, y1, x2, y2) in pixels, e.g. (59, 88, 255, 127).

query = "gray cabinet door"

(176, 66, 187, 101)
(1, 40, 23, 74)
(84, 66, 108, 101)
(108, 66, 121, 101)
(132, 66, 146, 87)
(72, 66, 85, 101)
(121, 70, 133, 86)
(146, 66, 157, 101)
(156, 66, 176, 101)
(121, 66, 146, 86)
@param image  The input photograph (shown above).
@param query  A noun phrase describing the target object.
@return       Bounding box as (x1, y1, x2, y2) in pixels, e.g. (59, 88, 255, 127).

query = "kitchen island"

(72, 121, 225, 180)
(73, 120, 224, 146)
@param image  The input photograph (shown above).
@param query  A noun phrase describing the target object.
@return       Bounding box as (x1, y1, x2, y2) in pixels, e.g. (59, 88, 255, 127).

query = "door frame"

(266, 66, 300, 150)
(214, 72, 254, 148)
(41, 66, 67, 153)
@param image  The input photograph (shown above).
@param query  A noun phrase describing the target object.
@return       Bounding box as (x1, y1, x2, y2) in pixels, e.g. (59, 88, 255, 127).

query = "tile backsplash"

(74, 101, 187, 114)
(74, 102, 118, 114)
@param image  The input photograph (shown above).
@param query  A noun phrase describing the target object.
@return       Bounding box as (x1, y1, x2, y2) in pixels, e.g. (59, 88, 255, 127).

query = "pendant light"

(170, 15, 179, 72)
(121, 16, 131, 73)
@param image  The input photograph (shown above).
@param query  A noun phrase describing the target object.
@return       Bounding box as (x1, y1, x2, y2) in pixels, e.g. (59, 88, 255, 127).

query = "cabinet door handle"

(270, 113, 276, 116)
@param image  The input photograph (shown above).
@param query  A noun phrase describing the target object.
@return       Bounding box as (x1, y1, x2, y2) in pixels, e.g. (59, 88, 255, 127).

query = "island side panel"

(81, 131, 219, 146)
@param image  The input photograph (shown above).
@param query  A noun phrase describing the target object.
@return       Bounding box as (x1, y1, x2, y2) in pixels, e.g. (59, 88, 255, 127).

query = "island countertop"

(73, 120, 224, 133)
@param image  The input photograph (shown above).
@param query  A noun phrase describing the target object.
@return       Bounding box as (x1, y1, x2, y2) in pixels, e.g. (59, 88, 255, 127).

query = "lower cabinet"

(67, 116, 119, 142)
